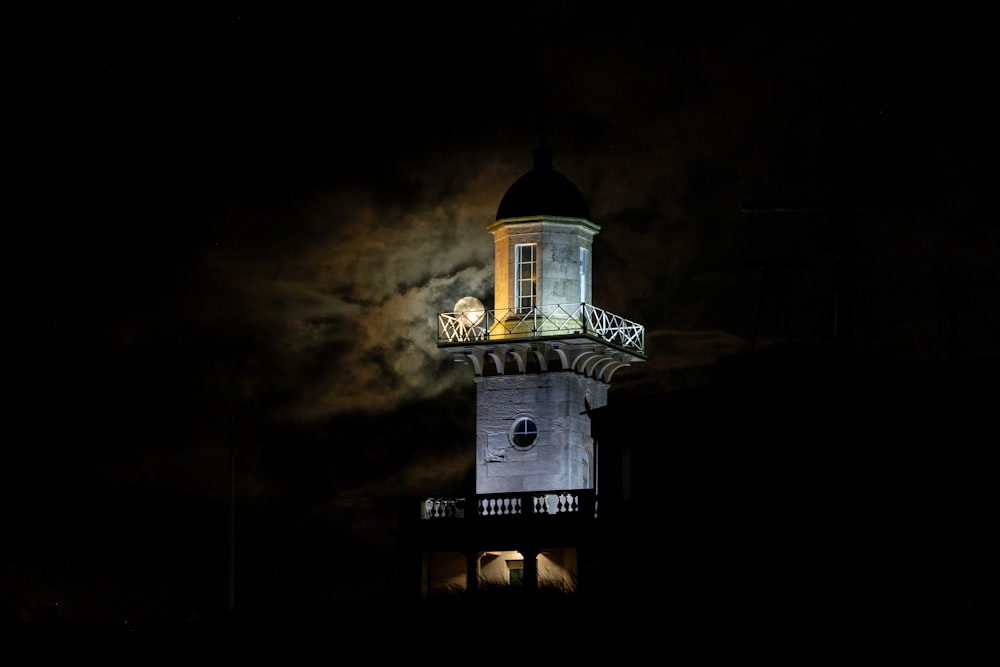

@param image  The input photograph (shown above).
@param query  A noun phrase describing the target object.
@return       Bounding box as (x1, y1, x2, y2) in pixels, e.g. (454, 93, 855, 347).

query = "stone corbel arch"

(455, 349, 485, 376)
(571, 349, 601, 375)
(595, 358, 631, 382)
(503, 344, 532, 374)
(527, 346, 547, 372)
(485, 348, 505, 375)
(590, 356, 616, 380)
(547, 345, 569, 370)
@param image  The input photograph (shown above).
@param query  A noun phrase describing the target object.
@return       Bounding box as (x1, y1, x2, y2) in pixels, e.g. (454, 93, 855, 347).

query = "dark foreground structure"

(394, 354, 992, 655)
(9, 358, 990, 658)
(590, 355, 991, 647)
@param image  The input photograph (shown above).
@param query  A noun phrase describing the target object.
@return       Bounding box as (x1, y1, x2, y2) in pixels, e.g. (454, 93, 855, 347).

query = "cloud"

(195, 156, 532, 426)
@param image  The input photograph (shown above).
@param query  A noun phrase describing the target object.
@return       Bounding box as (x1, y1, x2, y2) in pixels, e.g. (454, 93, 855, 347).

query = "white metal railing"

(437, 303, 644, 356)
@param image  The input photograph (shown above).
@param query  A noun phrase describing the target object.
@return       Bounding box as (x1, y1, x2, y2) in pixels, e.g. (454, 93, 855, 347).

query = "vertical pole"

(227, 413, 235, 615)
(466, 551, 480, 594)
(522, 548, 539, 591)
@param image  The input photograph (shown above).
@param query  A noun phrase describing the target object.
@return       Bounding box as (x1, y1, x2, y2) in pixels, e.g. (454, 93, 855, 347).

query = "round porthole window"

(511, 417, 538, 448)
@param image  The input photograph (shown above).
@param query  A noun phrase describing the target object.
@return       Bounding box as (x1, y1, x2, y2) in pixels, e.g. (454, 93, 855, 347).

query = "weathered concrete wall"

(475, 372, 607, 494)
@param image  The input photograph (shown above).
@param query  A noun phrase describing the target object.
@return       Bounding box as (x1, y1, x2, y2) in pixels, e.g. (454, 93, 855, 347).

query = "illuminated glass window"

(511, 417, 538, 448)
(514, 244, 537, 313)
(579, 247, 588, 304)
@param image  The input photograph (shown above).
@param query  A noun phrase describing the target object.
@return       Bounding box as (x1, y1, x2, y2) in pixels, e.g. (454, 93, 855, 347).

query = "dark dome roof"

(495, 146, 591, 221)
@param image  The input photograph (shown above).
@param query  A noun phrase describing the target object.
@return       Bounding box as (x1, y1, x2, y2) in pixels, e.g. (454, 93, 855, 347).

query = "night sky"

(5, 4, 996, 634)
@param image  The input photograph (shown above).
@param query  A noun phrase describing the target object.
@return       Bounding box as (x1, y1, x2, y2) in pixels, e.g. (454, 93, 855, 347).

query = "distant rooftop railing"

(437, 303, 645, 357)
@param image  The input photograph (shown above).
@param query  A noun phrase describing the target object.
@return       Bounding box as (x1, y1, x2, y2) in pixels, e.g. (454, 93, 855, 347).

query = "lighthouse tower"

(438, 144, 646, 501)
(397, 145, 646, 598)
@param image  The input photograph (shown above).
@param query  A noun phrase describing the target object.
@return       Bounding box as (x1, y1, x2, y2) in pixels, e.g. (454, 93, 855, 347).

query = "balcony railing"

(437, 303, 644, 356)
(419, 490, 597, 521)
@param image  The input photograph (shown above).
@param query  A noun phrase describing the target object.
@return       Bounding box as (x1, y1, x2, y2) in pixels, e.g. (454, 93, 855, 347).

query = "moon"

(453, 296, 485, 327)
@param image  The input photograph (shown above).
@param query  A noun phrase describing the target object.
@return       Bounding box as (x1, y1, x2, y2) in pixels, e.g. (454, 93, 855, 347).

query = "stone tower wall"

(475, 372, 608, 494)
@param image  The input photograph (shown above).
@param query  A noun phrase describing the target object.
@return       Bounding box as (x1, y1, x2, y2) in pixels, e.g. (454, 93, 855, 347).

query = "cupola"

(495, 145, 591, 221)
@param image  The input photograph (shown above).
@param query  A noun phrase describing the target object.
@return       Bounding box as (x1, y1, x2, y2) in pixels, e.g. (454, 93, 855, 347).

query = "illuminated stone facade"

(474, 372, 608, 494)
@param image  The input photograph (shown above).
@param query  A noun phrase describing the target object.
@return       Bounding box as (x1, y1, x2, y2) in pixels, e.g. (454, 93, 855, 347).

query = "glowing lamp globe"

(454, 296, 485, 327)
